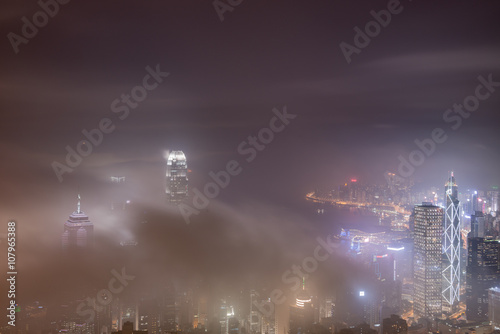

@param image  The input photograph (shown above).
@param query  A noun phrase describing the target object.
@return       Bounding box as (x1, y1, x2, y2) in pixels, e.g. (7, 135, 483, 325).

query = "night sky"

(1, 0, 500, 324)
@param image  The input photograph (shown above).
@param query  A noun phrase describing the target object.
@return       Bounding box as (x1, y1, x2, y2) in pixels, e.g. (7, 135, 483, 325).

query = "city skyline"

(1, 0, 500, 332)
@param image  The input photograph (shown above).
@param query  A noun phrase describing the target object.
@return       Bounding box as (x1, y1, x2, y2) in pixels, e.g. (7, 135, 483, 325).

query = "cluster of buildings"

(11, 147, 500, 334)
(411, 173, 500, 326)
(61, 150, 189, 252)
(327, 172, 500, 334)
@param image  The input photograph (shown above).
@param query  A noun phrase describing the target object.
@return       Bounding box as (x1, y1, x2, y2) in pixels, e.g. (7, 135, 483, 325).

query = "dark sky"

(1, 0, 500, 316)
(2, 1, 500, 199)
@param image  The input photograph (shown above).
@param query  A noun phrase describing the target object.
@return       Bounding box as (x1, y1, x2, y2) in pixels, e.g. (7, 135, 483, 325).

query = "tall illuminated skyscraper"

(62, 194, 94, 251)
(165, 150, 188, 204)
(442, 172, 461, 313)
(289, 278, 314, 334)
(490, 189, 499, 212)
(413, 202, 443, 319)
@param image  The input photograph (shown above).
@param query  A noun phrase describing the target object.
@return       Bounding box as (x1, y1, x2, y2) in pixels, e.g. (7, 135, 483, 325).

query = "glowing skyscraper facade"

(165, 150, 188, 204)
(413, 202, 443, 319)
(442, 172, 461, 313)
(62, 194, 94, 251)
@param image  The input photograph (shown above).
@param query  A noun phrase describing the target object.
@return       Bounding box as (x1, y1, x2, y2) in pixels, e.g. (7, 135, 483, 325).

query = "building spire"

(77, 194, 81, 214)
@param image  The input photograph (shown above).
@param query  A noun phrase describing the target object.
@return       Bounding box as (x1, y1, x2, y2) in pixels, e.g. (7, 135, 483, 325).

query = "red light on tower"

(351, 179, 357, 183)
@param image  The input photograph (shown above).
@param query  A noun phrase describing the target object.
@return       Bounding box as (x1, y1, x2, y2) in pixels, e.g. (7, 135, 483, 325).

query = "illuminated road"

(305, 192, 411, 216)
(449, 302, 466, 320)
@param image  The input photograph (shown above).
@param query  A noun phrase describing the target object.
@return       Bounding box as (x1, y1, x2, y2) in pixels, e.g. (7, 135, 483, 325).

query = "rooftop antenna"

(77, 193, 81, 214)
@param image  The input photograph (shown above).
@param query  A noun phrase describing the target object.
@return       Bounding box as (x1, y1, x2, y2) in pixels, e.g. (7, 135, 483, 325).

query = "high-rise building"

(110, 176, 128, 211)
(489, 189, 499, 213)
(465, 237, 500, 321)
(161, 283, 177, 332)
(165, 150, 188, 204)
(62, 194, 94, 251)
(442, 172, 461, 313)
(489, 287, 500, 327)
(413, 202, 443, 319)
(472, 191, 479, 213)
(471, 211, 485, 238)
(119, 300, 140, 331)
(289, 279, 314, 334)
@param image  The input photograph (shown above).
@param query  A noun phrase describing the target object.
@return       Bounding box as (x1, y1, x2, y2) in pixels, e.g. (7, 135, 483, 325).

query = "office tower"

(442, 172, 461, 313)
(471, 211, 486, 238)
(62, 194, 94, 251)
(289, 279, 314, 334)
(490, 189, 500, 213)
(348, 178, 360, 202)
(139, 298, 161, 334)
(178, 289, 195, 331)
(337, 183, 349, 202)
(261, 310, 276, 334)
(249, 290, 261, 333)
(319, 297, 334, 319)
(371, 253, 396, 282)
(194, 294, 209, 329)
(490, 287, 500, 327)
(489, 287, 500, 327)
(382, 314, 407, 334)
(248, 290, 276, 334)
(110, 176, 127, 211)
(219, 300, 235, 334)
(166, 150, 189, 204)
(472, 191, 480, 213)
(161, 288, 177, 332)
(119, 300, 139, 331)
(465, 237, 500, 321)
(413, 202, 443, 319)
(387, 241, 413, 282)
(371, 253, 402, 318)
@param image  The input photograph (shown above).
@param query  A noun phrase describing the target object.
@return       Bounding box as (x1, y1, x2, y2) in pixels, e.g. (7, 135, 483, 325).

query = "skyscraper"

(165, 150, 188, 204)
(110, 176, 127, 211)
(489, 287, 500, 327)
(442, 172, 461, 313)
(289, 279, 314, 334)
(489, 189, 499, 213)
(465, 237, 500, 321)
(413, 202, 443, 319)
(62, 194, 94, 251)
(472, 191, 480, 213)
(471, 211, 485, 238)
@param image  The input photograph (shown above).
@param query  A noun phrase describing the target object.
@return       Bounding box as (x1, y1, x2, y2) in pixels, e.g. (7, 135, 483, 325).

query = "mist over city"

(1, 1, 500, 333)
